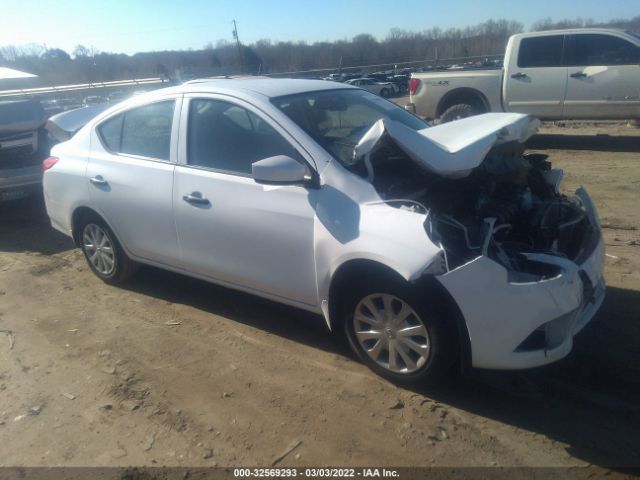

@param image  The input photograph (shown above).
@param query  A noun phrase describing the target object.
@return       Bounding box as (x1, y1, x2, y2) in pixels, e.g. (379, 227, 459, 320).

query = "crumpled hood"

(354, 112, 540, 178)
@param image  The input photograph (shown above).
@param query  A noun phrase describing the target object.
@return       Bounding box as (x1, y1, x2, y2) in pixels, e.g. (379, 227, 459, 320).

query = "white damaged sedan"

(43, 79, 605, 384)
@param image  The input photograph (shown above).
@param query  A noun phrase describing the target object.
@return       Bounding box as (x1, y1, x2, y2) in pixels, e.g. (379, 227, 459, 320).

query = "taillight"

(409, 78, 421, 96)
(42, 156, 59, 173)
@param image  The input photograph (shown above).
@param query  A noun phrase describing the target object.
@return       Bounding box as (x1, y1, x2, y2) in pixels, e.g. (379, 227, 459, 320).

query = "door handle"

(183, 192, 210, 206)
(89, 175, 108, 186)
(510, 72, 527, 79)
(570, 71, 587, 78)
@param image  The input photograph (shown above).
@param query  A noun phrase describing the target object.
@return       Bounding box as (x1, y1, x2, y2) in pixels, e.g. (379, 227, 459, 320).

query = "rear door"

(503, 34, 568, 118)
(86, 97, 182, 266)
(563, 33, 640, 119)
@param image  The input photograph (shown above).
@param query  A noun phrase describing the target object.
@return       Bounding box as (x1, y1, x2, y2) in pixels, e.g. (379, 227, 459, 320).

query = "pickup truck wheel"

(440, 103, 477, 123)
(80, 218, 137, 285)
(380, 88, 390, 98)
(342, 276, 456, 385)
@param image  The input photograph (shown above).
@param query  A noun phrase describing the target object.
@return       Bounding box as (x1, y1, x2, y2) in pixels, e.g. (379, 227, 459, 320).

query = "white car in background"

(344, 78, 398, 97)
(42, 79, 605, 384)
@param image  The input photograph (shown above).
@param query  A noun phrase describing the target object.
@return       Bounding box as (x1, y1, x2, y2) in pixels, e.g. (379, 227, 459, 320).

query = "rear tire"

(439, 103, 477, 123)
(380, 88, 390, 98)
(340, 275, 457, 385)
(79, 217, 137, 285)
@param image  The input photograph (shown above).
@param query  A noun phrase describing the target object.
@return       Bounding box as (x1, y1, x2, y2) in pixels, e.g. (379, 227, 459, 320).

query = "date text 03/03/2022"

(233, 468, 400, 477)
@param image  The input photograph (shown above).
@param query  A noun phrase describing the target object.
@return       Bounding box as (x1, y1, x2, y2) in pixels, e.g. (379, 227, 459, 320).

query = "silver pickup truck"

(407, 28, 640, 122)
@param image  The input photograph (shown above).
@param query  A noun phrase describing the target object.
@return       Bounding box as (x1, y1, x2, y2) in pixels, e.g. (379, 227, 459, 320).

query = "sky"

(0, 0, 638, 55)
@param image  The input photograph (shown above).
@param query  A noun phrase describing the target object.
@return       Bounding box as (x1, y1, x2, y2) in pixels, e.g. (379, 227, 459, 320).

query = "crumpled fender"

(313, 195, 442, 328)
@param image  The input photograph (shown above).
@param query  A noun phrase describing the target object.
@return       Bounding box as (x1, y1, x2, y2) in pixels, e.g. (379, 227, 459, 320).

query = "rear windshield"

(272, 89, 427, 166)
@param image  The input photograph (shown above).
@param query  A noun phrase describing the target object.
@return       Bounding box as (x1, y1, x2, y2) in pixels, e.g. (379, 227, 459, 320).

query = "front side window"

(187, 98, 302, 175)
(517, 35, 564, 68)
(565, 34, 640, 66)
(97, 100, 174, 161)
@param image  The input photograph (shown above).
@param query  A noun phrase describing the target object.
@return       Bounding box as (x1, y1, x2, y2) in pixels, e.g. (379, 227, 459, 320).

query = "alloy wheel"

(82, 223, 116, 276)
(353, 293, 430, 374)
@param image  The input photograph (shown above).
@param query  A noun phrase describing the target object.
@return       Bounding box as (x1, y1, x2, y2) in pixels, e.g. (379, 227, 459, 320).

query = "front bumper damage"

(436, 188, 605, 370)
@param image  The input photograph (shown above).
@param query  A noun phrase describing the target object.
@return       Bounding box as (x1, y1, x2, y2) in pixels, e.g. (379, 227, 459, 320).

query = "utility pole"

(232, 19, 243, 73)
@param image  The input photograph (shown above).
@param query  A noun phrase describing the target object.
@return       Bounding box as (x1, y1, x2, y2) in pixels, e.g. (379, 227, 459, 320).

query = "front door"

(504, 34, 568, 118)
(173, 96, 318, 307)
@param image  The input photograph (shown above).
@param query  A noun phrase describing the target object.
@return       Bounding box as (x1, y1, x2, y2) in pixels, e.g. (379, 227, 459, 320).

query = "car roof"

(85, 78, 360, 129)
(178, 78, 357, 98)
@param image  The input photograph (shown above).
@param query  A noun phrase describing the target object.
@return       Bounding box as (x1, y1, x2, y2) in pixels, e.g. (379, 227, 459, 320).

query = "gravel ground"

(0, 121, 638, 478)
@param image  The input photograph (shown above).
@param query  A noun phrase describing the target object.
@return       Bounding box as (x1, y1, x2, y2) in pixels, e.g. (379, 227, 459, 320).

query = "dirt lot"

(0, 122, 639, 477)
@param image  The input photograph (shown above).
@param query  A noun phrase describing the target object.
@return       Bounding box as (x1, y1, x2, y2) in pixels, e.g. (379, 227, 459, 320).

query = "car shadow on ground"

(126, 265, 640, 470)
(128, 265, 341, 354)
(527, 133, 640, 153)
(0, 194, 74, 255)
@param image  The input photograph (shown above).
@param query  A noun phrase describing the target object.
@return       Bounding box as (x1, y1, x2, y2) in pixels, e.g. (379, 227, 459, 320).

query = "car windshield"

(272, 89, 428, 166)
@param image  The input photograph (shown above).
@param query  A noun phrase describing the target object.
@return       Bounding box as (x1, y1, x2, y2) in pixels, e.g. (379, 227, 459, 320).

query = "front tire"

(341, 276, 457, 385)
(79, 218, 136, 284)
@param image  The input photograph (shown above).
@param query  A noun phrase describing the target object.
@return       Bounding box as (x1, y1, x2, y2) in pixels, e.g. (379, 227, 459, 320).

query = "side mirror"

(252, 155, 311, 186)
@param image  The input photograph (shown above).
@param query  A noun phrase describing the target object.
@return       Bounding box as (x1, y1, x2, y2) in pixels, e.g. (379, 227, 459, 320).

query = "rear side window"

(565, 34, 640, 66)
(97, 100, 174, 161)
(187, 98, 301, 175)
(517, 35, 564, 68)
(98, 114, 123, 151)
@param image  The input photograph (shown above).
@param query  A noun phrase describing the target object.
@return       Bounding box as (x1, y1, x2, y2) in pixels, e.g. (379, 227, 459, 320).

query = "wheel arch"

(327, 259, 406, 332)
(436, 88, 490, 118)
(326, 258, 471, 372)
(70, 206, 123, 249)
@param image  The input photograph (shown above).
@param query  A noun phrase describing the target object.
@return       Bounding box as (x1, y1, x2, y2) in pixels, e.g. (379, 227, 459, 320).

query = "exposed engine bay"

(351, 135, 599, 280)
